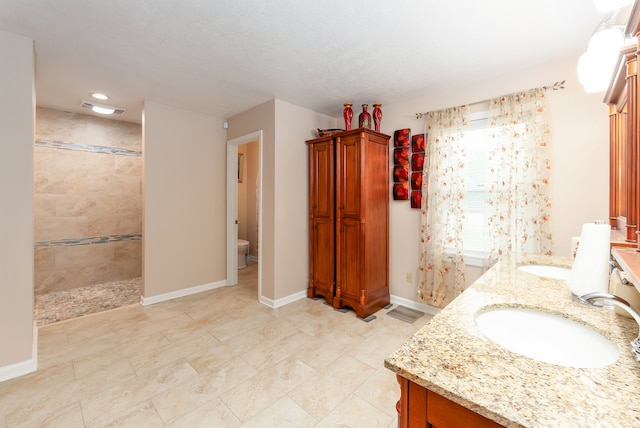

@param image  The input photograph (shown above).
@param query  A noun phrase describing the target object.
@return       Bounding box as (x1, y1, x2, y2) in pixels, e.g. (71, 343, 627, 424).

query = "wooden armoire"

(306, 128, 390, 318)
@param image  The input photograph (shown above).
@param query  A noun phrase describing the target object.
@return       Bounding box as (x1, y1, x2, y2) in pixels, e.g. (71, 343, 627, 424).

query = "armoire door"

(310, 140, 334, 218)
(336, 134, 361, 218)
(337, 217, 361, 305)
(308, 138, 335, 303)
(310, 217, 334, 303)
(334, 133, 363, 312)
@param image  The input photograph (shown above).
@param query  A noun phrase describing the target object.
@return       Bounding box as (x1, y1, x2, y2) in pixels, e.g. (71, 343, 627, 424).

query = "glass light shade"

(577, 51, 616, 93)
(588, 28, 624, 57)
(91, 105, 115, 115)
(593, 0, 633, 12)
(91, 93, 109, 100)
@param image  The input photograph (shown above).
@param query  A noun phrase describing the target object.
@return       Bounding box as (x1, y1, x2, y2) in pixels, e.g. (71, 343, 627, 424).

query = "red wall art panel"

(392, 128, 411, 200)
(410, 133, 426, 209)
(411, 152, 425, 171)
(411, 190, 422, 209)
(410, 171, 422, 190)
(411, 133, 425, 152)
(393, 147, 409, 165)
(394, 128, 410, 147)
(393, 183, 409, 200)
(393, 165, 409, 183)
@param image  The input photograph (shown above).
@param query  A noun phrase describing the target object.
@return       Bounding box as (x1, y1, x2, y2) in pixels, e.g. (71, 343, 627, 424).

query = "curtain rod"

(414, 80, 565, 119)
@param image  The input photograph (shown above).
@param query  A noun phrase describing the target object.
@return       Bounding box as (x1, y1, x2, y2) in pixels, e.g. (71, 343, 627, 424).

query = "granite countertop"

(384, 254, 640, 428)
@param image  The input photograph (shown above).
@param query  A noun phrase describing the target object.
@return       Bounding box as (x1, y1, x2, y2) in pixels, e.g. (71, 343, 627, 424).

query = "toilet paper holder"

(613, 267, 630, 286)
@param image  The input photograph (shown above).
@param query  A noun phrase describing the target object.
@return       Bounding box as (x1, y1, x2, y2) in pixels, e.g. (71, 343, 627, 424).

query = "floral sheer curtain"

(417, 87, 553, 309)
(417, 105, 469, 308)
(484, 88, 553, 265)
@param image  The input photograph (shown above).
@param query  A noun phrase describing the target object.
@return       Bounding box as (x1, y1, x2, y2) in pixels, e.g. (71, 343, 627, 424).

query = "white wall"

(0, 30, 35, 376)
(382, 55, 609, 302)
(228, 99, 335, 303)
(273, 99, 337, 300)
(227, 101, 277, 299)
(142, 101, 227, 298)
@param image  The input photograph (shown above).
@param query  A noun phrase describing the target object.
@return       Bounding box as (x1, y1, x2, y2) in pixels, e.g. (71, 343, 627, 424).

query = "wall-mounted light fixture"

(577, 18, 624, 93)
(80, 100, 125, 115)
(578, 1, 635, 93)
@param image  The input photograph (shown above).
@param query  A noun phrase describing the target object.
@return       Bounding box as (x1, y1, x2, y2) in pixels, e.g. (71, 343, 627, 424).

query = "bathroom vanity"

(385, 254, 640, 427)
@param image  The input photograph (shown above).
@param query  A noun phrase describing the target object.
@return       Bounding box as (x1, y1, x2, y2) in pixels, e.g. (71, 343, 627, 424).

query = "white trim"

(444, 247, 491, 269)
(259, 291, 440, 315)
(390, 294, 441, 317)
(0, 322, 38, 382)
(464, 251, 491, 268)
(226, 142, 239, 285)
(226, 131, 263, 302)
(140, 280, 227, 306)
(274, 290, 307, 308)
(259, 296, 275, 308)
(259, 290, 307, 309)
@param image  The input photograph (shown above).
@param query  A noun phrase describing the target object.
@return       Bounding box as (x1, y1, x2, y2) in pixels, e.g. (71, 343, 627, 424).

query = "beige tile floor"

(0, 263, 432, 427)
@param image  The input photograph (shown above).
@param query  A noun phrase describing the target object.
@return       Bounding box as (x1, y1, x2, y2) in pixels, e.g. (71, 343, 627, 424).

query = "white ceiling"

(0, 1, 606, 124)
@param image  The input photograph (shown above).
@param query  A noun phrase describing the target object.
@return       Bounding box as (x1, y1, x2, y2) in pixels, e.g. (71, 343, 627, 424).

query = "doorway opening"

(226, 131, 263, 300)
(33, 107, 143, 326)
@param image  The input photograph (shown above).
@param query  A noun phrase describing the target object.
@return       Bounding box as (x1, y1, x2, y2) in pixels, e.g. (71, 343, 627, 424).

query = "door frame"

(226, 131, 263, 297)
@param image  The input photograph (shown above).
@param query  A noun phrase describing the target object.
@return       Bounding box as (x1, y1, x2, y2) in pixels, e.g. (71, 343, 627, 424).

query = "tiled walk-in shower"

(34, 277, 142, 326)
(33, 107, 144, 327)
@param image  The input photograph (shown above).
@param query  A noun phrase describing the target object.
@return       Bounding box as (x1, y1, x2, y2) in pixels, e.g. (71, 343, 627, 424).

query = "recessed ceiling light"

(91, 93, 109, 100)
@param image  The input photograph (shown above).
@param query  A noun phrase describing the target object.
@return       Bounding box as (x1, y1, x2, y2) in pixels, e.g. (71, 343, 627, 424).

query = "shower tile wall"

(33, 107, 142, 295)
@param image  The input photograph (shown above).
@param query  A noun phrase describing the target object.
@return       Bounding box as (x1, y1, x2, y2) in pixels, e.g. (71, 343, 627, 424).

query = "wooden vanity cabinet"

(605, 3, 640, 243)
(396, 376, 504, 428)
(606, 44, 637, 242)
(307, 128, 390, 318)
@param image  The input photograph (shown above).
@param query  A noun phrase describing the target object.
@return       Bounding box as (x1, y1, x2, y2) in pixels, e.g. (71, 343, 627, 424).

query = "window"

(460, 126, 493, 255)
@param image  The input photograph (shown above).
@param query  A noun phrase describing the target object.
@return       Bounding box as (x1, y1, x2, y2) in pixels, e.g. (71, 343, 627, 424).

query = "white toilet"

(237, 239, 250, 269)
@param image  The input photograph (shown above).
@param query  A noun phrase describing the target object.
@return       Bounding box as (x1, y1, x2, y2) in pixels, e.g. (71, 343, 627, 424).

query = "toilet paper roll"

(566, 222, 611, 297)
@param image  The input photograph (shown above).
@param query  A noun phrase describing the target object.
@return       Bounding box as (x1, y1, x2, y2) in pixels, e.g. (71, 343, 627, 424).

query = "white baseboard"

(140, 280, 227, 306)
(259, 290, 439, 316)
(259, 295, 275, 308)
(0, 322, 38, 382)
(390, 294, 441, 317)
(259, 289, 307, 309)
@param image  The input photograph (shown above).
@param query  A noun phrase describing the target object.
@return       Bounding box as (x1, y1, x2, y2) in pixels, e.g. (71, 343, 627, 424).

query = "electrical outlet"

(405, 272, 413, 283)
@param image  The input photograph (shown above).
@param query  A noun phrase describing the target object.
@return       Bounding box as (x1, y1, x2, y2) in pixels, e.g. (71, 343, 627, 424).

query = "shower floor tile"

(34, 278, 142, 326)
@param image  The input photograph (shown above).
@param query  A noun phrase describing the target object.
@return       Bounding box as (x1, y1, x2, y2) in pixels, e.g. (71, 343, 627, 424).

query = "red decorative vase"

(343, 103, 353, 131)
(372, 103, 382, 132)
(359, 104, 371, 129)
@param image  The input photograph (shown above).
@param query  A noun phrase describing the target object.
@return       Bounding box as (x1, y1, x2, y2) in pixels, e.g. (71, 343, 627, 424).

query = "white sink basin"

(475, 307, 619, 368)
(517, 264, 571, 280)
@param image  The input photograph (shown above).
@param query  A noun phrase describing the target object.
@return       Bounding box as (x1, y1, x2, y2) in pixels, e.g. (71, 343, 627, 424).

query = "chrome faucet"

(578, 292, 640, 363)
